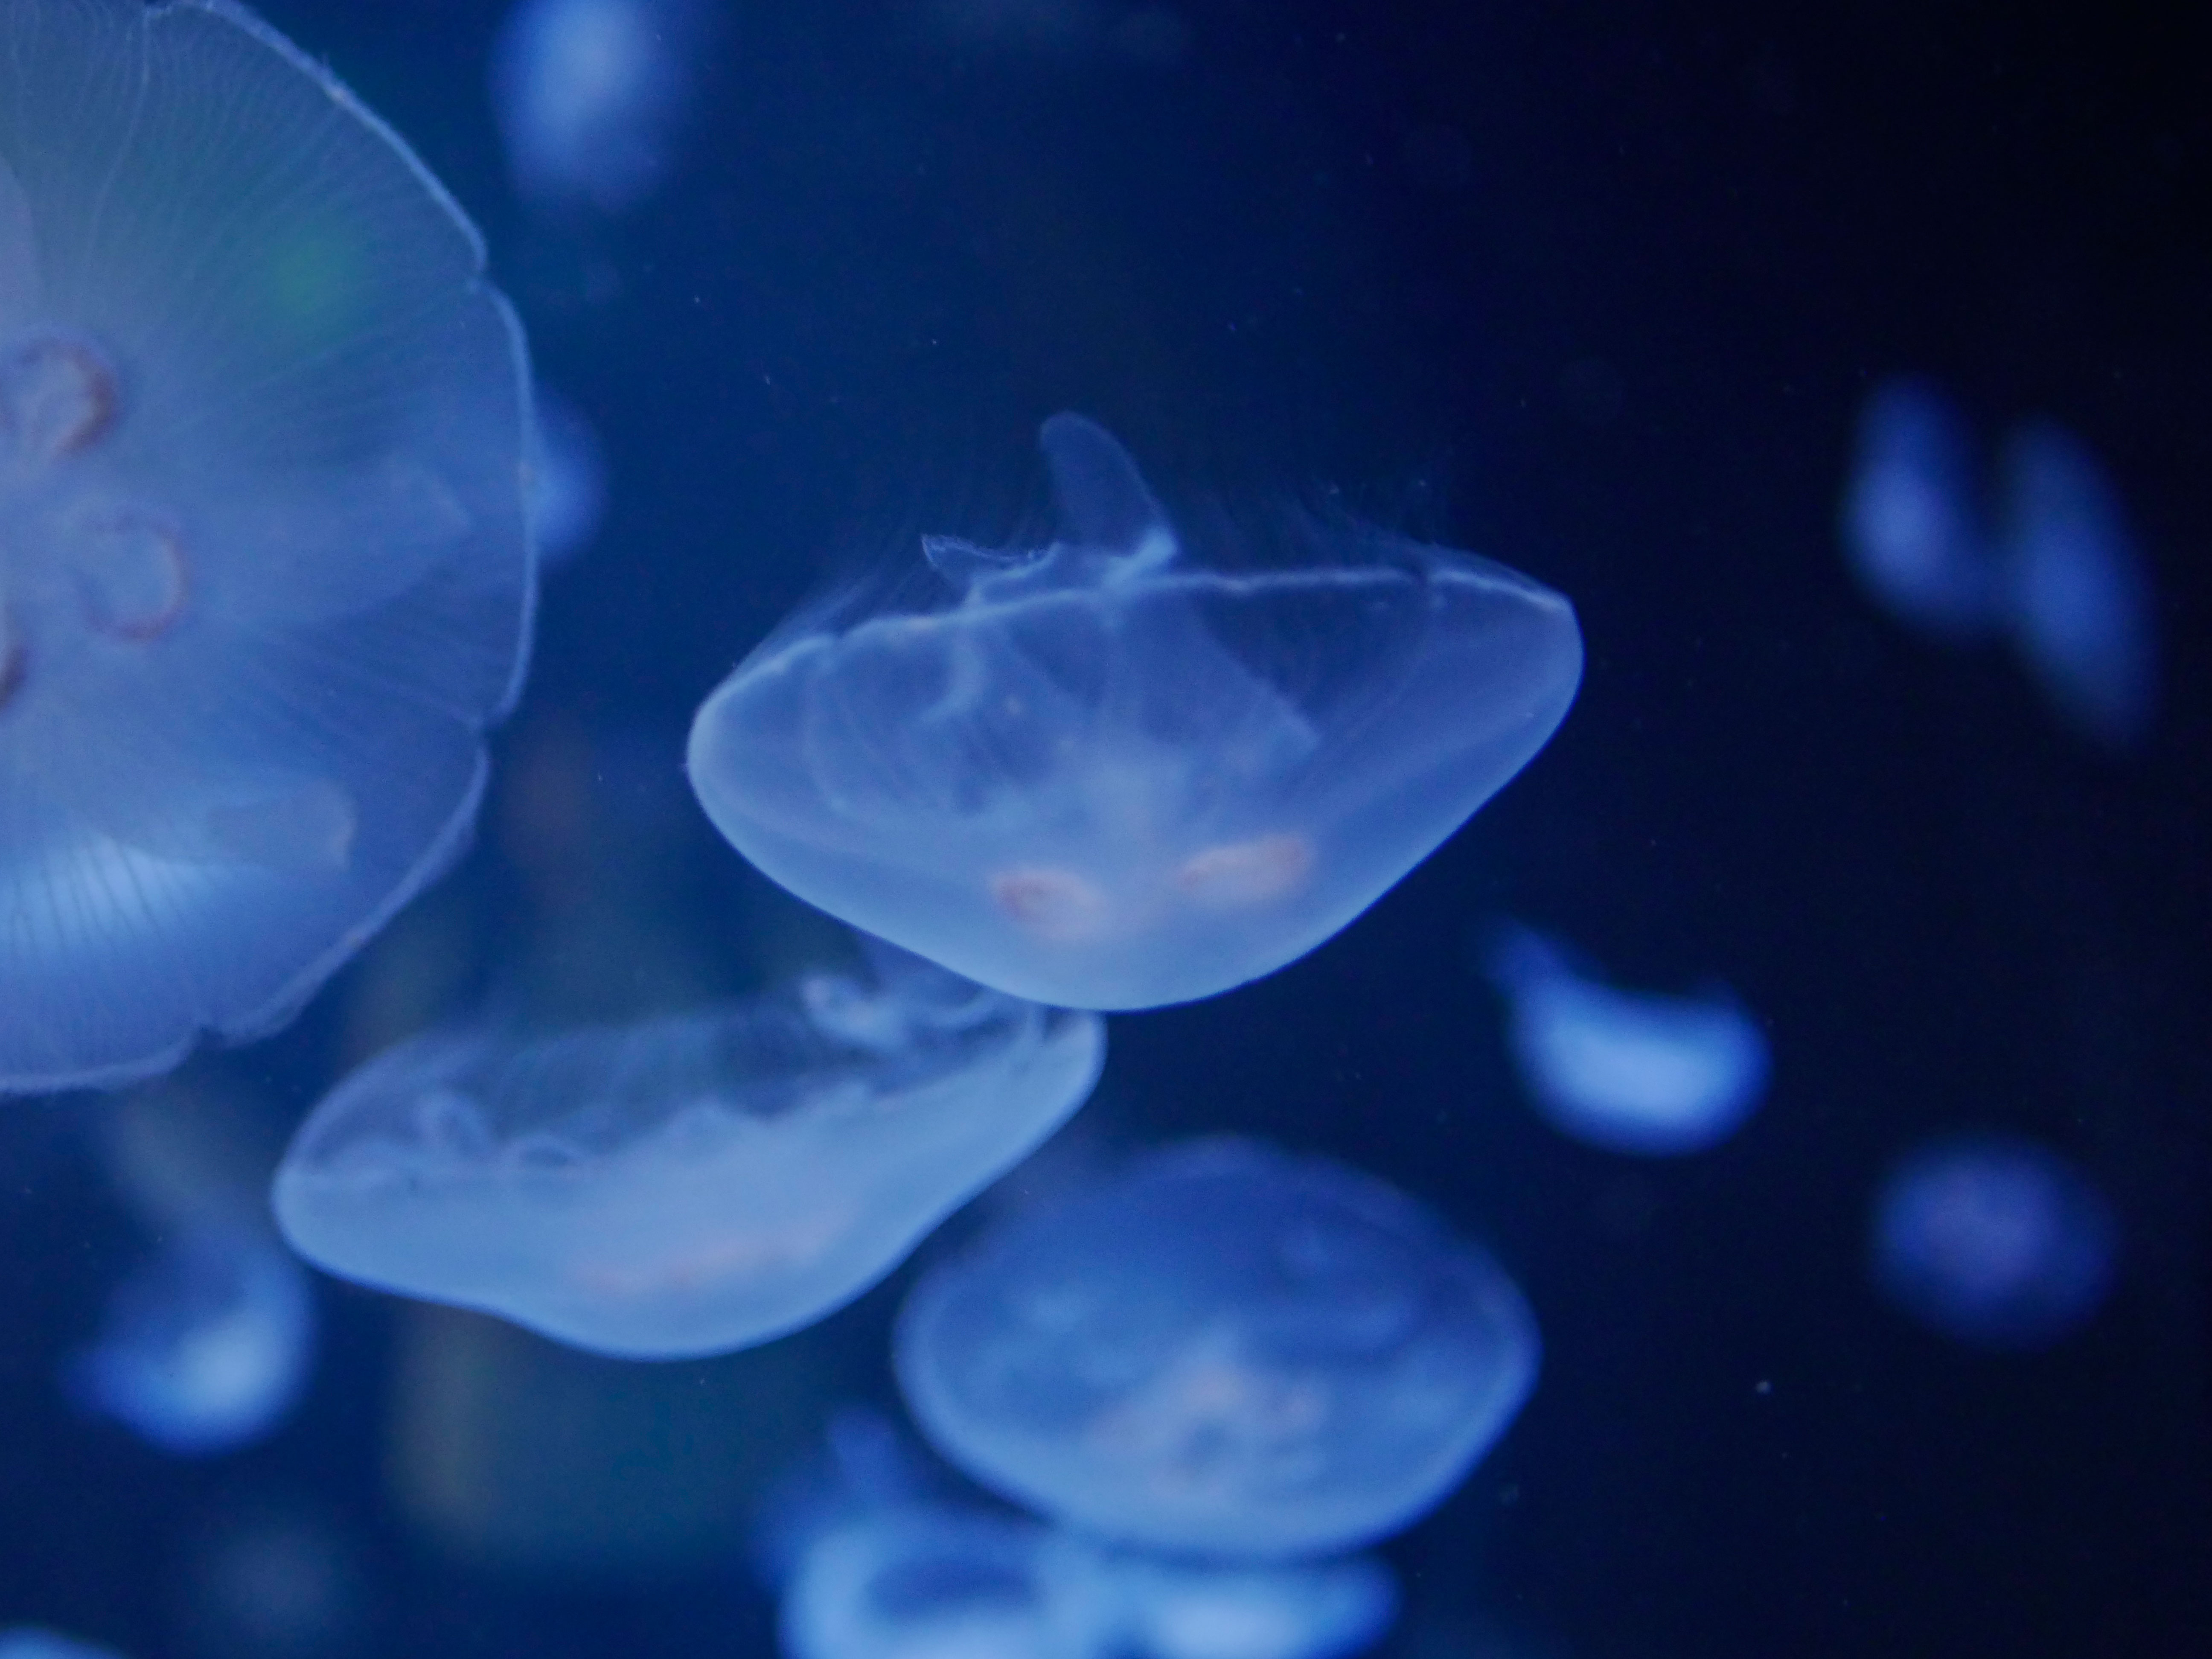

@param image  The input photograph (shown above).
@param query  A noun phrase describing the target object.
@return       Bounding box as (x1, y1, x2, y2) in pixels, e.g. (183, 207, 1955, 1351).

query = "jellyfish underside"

(689, 414, 1582, 1011)
(272, 951, 1105, 1359)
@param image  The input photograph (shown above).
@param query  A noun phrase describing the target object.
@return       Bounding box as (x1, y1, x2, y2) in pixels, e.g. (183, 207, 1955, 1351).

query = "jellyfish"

(689, 414, 1582, 1012)
(1869, 1132, 2118, 1350)
(782, 1505, 1123, 1659)
(491, 0, 710, 212)
(763, 1413, 1399, 1659)
(65, 1221, 317, 1456)
(0, 1633, 127, 1659)
(1107, 1552, 1399, 1659)
(272, 945, 1106, 1359)
(894, 1137, 1540, 1559)
(1838, 378, 2001, 639)
(1998, 421, 2157, 749)
(0, 0, 535, 1093)
(1478, 923, 1769, 1156)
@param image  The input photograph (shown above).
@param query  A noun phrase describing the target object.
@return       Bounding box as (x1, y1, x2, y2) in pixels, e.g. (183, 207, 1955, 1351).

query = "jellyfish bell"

(894, 1136, 1541, 1560)
(1480, 922, 1770, 1156)
(271, 948, 1105, 1360)
(689, 414, 1582, 1011)
(0, 0, 535, 1093)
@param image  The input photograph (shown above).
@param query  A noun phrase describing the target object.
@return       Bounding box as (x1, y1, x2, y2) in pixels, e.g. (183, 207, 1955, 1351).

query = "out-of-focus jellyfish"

(0, 1632, 128, 1659)
(1998, 421, 2157, 749)
(273, 945, 1105, 1359)
(0, 0, 535, 1093)
(65, 1222, 316, 1456)
(783, 1505, 1123, 1659)
(1108, 1553, 1398, 1659)
(689, 414, 1582, 1011)
(895, 1137, 1540, 1559)
(1479, 923, 1769, 1156)
(1838, 378, 2001, 639)
(1869, 1132, 2119, 1350)
(491, 0, 708, 212)
(525, 384, 607, 570)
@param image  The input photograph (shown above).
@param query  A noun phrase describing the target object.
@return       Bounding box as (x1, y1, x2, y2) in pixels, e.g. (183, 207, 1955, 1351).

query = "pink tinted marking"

(992, 865, 1115, 942)
(1174, 832, 1314, 910)
(1087, 1335, 1329, 1499)
(1, 330, 119, 460)
(72, 511, 190, 639)
(568, 1204, 852, 1299)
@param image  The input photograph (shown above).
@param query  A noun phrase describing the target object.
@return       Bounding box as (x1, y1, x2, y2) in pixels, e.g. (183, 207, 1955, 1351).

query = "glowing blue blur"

(1481, 923, 1769, 1156)
(66, 1225, 316, 1456)
(1870, 1132, 2118, 1350)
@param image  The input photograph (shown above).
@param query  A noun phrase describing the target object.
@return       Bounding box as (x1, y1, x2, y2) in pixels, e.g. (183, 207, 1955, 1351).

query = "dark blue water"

(2, 3, 2203, 1656)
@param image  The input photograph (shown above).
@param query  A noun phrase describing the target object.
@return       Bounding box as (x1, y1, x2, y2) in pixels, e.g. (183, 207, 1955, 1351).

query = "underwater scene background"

(1, 2, 2204, 1657)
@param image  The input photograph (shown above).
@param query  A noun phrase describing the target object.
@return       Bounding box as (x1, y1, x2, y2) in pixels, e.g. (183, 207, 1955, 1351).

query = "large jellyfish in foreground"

(688, 414, 1582, 1011)
(1479, 923, 1769, 1155)
(895, 1138, 1540, 1559)
(0, 0, 535, 1092)
(66, 1221, 316, 1456)
(1869, 1132, 2118, 1351)
(273, 946, 1105, 1359)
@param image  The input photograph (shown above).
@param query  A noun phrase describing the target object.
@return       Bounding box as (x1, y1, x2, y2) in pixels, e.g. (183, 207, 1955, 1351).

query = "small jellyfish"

(1869, 1132, 2118, 1350)
(689, 414, 1582, 1011)
(1998, 421, 2157, 749)
(272, 946, 1105, 1359)
(1838, 378, 2001, 639)
(0, 1634, 127, 1659)
(65, 1222, 316, 1457)
(491, 0, 709, 212)
(894, 1137, 1540, 1559)
(782, 1505, 1122, 1659)
(0, 0, 534, 1092)
(525, 383, 608, 570)
(1479, 923, 1769, 1156)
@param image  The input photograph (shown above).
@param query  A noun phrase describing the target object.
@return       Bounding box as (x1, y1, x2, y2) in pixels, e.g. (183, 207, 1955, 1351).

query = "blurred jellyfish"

(273, 944, 1105, 1359)
(0, 0, 535, 1093)
(1479, 923, 1769, 1156)
(783, 1505, 1122, 1659)
(896, 1137, 1540, 1559)
(0, 1633, 128, 1659)
(689, 413, 1582, 1012)
(1998, 422, 2157, 749)
(1838, 378, 2001, 639)
(525, 384, 608, 570)
(491, 0, 709, 212)
(1108, 1553, 1398, 1659)
(66, 1223, 316, 1456)
(763, 1414, 1398, 1659)
(1870, 1132, 2119, 1350)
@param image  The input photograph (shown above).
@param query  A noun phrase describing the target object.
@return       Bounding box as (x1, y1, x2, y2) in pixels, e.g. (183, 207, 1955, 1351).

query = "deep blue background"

(2, 3, 2205, 1656)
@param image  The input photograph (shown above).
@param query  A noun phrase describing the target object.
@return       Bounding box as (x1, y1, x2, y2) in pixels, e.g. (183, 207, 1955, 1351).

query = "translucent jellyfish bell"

(65, 1222, 316, 1457)
(1480, 923, 1770, 1155)
(1107, 1553, 1399, 1659)
(1869, 1132, 2118, 1351)
(0, 0, 534, 1092)
(272, 948, 1105, 1359)
(689, 414, 1582, 1011)
(895, 1137, 1541, 1560)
